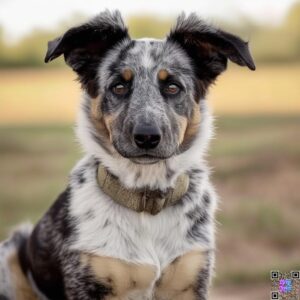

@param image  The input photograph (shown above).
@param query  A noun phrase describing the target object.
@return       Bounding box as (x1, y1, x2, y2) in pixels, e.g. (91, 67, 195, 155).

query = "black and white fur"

(0, 10, 255, 300)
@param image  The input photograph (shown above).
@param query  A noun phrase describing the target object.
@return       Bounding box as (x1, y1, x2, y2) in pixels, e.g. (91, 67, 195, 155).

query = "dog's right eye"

(112, 84, 129, 96)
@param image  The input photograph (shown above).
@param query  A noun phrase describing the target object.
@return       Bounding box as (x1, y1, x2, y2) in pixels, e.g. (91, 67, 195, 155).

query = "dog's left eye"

(164, 84, 180, 95)
(112, 84, 129, 96)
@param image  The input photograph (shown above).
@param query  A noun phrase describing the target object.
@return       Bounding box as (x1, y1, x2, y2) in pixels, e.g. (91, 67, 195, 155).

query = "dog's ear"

(167, 13, 255, 92)
(45, 10, 130, 97)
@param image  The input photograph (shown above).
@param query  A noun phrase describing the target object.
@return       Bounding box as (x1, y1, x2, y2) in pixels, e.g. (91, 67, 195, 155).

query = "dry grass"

(0, 69, 79, 124)
(0, 64, 300, 124)
(209, 63, 300, 115)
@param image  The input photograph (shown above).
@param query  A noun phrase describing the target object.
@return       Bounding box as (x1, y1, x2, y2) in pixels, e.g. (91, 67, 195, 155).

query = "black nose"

(133, 124, 161, 150)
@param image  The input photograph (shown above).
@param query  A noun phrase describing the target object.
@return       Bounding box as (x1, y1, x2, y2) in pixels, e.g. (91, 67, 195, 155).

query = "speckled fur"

(0, 10, 254, 300)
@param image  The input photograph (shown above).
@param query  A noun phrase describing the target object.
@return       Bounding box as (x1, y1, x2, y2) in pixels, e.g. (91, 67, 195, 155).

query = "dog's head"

(46, 10, 255, 166)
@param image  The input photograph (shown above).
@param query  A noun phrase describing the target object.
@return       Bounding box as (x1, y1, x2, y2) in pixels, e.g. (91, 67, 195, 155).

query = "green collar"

(97, 165, 189, 215)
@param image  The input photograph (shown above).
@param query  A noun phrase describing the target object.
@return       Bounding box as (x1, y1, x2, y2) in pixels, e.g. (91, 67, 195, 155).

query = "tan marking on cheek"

(122, 68, 133, 81)
(176, 115, 188, 145)
(81, 254, 157, 298)
(183, 104, 201, 144)
(103, 114, 117, 143)
(158, 69, 169, 81)
(90, 96, 112, 143)
(155, 249, 205, 300)
(8, 251, 38, 300)
(90, 96, 102, 120)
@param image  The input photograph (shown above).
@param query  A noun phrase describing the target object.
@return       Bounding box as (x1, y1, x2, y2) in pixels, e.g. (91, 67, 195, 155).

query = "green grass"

(214, 261, 300, 286)
(0, 125, 81, 235)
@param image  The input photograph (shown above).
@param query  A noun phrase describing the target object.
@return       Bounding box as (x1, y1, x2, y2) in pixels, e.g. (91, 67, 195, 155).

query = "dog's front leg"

(194, 253, 214, 300)
(62, 251, 113, 300)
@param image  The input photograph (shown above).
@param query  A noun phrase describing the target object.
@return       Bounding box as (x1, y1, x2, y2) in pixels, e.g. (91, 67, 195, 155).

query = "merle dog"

(0, 10, 255, 300)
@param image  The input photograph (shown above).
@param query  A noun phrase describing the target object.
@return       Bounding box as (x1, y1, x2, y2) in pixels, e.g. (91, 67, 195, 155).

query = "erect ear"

(167, 13, 255, 94)
(45, 10, 130, 97)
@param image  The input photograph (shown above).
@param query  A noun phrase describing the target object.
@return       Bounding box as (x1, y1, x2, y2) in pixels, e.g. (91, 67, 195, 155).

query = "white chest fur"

(68, 156, 215, 299)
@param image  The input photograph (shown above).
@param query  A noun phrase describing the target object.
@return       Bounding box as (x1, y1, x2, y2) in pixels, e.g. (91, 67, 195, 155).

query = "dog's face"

(45, 11, 255, 165)
(96, 39, 200, 164)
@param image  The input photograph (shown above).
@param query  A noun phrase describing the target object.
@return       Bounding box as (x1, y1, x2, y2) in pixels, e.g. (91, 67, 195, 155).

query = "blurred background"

(0, 0, 299, 299)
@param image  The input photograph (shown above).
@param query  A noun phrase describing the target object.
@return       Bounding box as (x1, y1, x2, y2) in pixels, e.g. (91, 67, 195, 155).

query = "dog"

(0, 10, 255, 300)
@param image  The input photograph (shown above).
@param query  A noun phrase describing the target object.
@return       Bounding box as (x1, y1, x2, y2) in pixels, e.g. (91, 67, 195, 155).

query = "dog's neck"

(97, 163, 189, 214)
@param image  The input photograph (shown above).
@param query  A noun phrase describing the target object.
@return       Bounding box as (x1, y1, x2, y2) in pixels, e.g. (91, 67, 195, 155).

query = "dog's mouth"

(113, 142, 176, 165)
(129, 155, 162, 165)
(113, 141, 175, 164)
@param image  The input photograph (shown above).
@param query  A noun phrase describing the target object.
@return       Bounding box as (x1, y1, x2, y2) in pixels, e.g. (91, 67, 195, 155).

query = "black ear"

(167, 13, 255, 92)
(45, 10, 130, 97)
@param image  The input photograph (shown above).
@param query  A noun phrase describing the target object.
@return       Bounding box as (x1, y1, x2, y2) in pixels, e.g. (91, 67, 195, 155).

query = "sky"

(0, 0, 298, 42)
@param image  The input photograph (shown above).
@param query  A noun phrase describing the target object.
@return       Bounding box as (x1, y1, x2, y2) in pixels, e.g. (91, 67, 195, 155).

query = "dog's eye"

(112, 84, 128, 96)
(164, 84, 180, 95)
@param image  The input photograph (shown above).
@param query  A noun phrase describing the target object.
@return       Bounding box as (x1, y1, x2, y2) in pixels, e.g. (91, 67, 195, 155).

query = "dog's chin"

(113, 143, 172, 165)
(129, 156, 161, 165)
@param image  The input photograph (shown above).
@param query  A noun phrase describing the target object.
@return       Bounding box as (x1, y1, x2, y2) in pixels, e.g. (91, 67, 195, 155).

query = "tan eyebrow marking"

(122, 68, 133, 81)
(158, 69, 169, 81)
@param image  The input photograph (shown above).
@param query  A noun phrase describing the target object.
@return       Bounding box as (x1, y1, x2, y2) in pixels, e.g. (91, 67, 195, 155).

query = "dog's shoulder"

(12, 156, 100, 299)
(24, 185, 75, 299)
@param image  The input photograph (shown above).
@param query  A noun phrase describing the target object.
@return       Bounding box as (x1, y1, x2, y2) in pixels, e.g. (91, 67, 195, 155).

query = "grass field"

(0, 66, 300, 298)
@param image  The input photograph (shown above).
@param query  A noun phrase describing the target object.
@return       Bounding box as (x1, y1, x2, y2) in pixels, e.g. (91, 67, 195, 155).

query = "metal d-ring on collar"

(97, 164, 190, 215)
